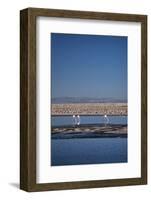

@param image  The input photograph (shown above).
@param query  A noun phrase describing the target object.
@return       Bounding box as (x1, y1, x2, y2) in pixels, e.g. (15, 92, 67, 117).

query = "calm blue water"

(51, 115, 127, 166)
(51, 137, 127, 166)
(52, 115, 127, 127)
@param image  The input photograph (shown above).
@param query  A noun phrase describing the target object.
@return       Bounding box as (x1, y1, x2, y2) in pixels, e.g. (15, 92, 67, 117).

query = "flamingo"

(77, 115, 81, 125)
(104, 114, 109, 125)
(72, 115, 77, 125)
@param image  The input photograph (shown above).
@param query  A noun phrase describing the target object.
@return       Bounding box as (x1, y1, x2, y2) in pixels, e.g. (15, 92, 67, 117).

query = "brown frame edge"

(20, 7, 147, 192)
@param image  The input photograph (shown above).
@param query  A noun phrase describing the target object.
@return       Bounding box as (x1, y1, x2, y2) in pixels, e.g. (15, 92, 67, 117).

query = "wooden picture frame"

(20, 7, 147, 192)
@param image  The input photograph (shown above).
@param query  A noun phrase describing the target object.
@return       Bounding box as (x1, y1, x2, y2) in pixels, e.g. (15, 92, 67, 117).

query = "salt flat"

(51, 103, 127, 116)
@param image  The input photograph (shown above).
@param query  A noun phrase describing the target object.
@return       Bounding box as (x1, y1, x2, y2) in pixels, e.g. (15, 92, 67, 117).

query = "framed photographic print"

(20, 8, 147, 191)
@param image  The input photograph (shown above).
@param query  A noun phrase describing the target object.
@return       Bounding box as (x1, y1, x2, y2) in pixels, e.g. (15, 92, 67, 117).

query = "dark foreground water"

(51, 137, 127, 166)
(51, 116, 127, 166)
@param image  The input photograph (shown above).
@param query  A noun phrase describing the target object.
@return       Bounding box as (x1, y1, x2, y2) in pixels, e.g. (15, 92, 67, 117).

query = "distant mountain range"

(52, 97, 127, 104)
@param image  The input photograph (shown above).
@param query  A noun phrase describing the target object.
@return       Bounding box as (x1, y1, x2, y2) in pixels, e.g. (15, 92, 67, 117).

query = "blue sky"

(51, 33, 127, 100)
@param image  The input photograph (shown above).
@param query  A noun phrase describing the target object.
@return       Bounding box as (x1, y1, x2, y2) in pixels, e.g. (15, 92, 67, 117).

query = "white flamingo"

(72, 115, 76, 125)
(72, 115, 80, 125)
(77, 115, 81, 125)
(104, 114, 109, 125)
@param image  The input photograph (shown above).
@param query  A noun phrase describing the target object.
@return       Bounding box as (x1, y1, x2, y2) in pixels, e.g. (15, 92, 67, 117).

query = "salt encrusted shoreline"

(51, 124, 127, 139)
(51, 103, 127, 116)
(52, 124, 127, 134)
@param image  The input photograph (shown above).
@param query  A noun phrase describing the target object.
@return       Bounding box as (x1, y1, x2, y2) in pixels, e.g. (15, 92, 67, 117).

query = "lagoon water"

(51, 115, 127, 166)
(51, 137, 127, 166)
(52, 115, 127, 127)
